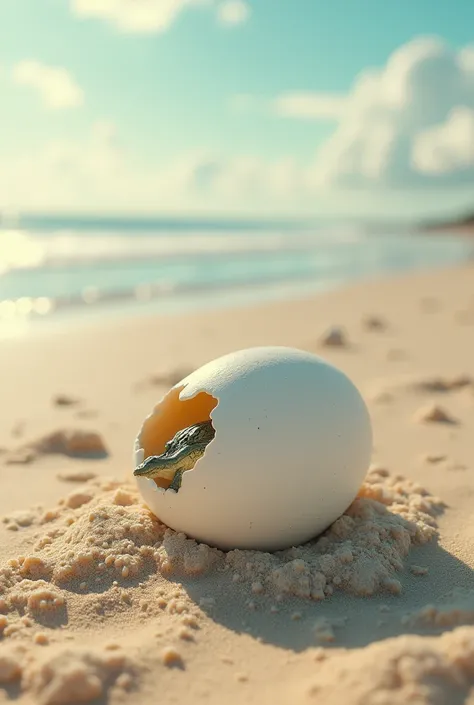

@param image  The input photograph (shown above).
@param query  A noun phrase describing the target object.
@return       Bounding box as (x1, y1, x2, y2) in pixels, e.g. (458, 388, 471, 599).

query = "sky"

(2, 0, 474, 219)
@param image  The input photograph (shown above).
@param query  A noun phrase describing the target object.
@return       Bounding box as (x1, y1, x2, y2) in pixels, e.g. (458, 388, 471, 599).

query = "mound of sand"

(298, 626, 474, 704)
(0, 464, 442, 632)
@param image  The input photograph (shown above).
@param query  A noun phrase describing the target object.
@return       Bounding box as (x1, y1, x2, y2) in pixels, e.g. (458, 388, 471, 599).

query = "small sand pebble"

(414, 403, 457, 424)
(410, 565, 429, 576)
(4, 510, 37, 528)
(161, 647, 183, 668)
(368, 463, 389, 476)
(180, 614, 199, 629)
(423, 453, 447, 464)
(178, 628, 194, 641)
(319, 326, 348, 348)
(53, 394, 81, 407)
(33, 632, 49, 645)
(5, 450, 36, 465)
(65, 490, 94, 510)
(383, 578, 402, 594)
(313, 648, 328, 662)
(104, 643, 121, 651)
(413, 375, 473, 393)
(116, 673, 133, 690)
(362, 315, 387, 331)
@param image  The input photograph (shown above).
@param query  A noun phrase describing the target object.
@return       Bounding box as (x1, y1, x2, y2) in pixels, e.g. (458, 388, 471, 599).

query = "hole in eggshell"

(138, 386, 218, 490)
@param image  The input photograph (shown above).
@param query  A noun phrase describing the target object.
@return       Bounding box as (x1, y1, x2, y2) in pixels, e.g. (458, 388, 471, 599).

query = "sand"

(0, 263, 474, 704)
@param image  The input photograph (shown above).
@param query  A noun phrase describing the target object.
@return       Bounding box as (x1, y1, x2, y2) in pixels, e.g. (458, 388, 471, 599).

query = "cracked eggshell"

(134, 346, 372, 552)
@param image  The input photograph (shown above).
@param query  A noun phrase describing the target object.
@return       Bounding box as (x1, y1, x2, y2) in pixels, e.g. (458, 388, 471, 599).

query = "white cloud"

(183, 154, 304, 201)
(412, 107, 474, 176)
(229, 92, 346, 120)
(310, 36, 474, 189)
(12, 61, 84, 110)
(217, 0, 250, 26)
(71, 0, 249, 33)
(1, 122, 125, 210)
(3, 121, 473, 216)
(6, 35, 474, 215)
(273, 92, 347, 120)
(0, 127, 309, 214)
(71, 0, 199, 33)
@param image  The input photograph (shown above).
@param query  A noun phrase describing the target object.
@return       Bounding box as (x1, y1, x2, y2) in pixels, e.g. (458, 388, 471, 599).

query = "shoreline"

(2, 226, 473, 339)
(0, 271, 342, 340)
(419, 221, 474, 237)
(1, 256, 472, 341)
(0, 262, 474, 704)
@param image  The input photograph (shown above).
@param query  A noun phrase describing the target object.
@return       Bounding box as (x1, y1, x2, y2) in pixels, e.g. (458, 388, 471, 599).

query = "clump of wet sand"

(3, 429, 109, 466)
(53, 395, 82, 408)
(0, 641, 136, 704)
(30, 430, 108, 459)
(414, 403, 457, 425)
(319, 327, 349, 348)
(368, 373, 474, 401)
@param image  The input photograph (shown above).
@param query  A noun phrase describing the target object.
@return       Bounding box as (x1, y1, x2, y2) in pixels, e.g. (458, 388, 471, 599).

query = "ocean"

(0, 215, 472, 336)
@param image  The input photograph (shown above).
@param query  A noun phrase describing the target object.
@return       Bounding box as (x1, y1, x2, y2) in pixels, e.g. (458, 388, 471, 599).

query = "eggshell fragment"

(134, 346, 372, 551)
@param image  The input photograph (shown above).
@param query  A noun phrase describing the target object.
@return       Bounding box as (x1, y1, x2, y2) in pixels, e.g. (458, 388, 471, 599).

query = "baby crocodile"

(134, 420, 215, 492)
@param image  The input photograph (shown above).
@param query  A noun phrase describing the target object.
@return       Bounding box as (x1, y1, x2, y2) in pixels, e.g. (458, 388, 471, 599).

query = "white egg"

(134, 346, 372, 551)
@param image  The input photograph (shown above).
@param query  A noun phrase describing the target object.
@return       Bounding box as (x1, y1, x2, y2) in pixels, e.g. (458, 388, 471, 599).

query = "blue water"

(0, 215, 472, 331)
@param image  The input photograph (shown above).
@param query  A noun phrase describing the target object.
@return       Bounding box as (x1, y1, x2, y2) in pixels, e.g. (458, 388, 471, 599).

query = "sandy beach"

(1, 262, 474, 705)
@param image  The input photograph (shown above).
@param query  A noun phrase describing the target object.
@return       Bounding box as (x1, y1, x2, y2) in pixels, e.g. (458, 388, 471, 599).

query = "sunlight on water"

(0, 296, 53, 321)
(0, 221, 472, 333)
(0, 230, 45, 274)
